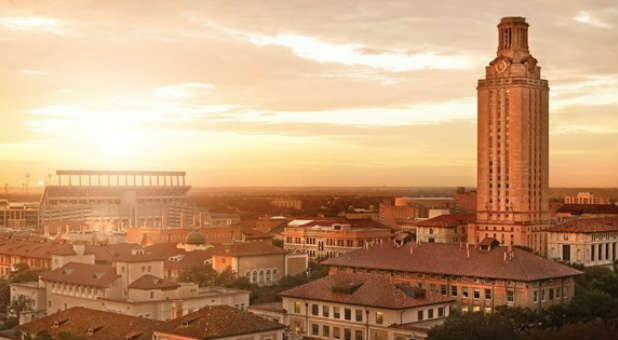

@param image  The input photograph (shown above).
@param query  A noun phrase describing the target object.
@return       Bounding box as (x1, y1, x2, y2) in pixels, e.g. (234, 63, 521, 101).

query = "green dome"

(185, 231, 205, 245)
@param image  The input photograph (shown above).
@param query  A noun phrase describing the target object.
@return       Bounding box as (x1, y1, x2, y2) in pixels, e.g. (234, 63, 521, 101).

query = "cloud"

(247, 33, 473, 72)
(0, 17, 69, 35)
(19, 69, 46, 76)
(152, 82, 214, 99)
(572, 11, 611, 28)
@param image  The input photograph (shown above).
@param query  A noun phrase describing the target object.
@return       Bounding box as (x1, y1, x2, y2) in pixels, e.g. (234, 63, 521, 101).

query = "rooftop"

(211, 241, 287, 257)
(415, 213, 475, 228)
(280, 272, 453, 310)
(156, 305, 284, 340)
(548, 217, 618, 233)
(556, 204, 618, 215)
(128, 274, 180, 290)
(323, 242, 582, 282)
(40, 262, 120, 288)
(18, 307, 165, 340)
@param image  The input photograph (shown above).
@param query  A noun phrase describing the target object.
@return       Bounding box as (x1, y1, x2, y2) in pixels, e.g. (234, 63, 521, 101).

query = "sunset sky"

(1, 1, 616, 187)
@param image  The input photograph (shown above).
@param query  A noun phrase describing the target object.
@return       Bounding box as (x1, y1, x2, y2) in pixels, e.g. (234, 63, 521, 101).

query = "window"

(507, 289, 514, 303)
(294, 301, 301, 314)
(428, 308, 434, 319)
(462, 287, 469, 298)
(150, 291, 154, 299)
(541, 289, 545, 301)
(417, 310, 424, 321)
(451, 286, 458, 297)
(606, 243, 610, 260)
(549, 288, 554, 300)
(334, 307, 341, 319)
(556, 287, 561, 299)
(375, 311, 383, 325)
(334, 327, 340, 339)
(312, 304, 319, 316)
(591, 245, 595, 261)
(533, 290, 538, 302)
(440, 285, 447, 296)
(485, 288, 492, 300)
(323, 325, 330, 337)
(484, 307, 492, 313)
(438, 307, 444, 317)
(472, 305, 481, 312)
(344, 308, 351, 320)
(323, 305, 329, 317)
(312, 324, 319, 336)
(355, 329, 363, 340)
(355, 309, 363, 322)
(473, 288, 480, 299)
(344, 328, 351, 340)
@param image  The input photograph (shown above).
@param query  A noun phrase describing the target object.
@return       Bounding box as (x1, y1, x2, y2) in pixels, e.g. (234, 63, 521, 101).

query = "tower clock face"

(495, 59, 508, 73)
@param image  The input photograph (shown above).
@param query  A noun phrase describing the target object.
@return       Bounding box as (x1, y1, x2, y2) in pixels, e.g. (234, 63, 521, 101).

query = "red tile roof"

(556, 204, 618, 215)
(211, 241, 287, 257)
(280, 272, 454, 309)
(548, 217, 618, 233)
(40, 262, 120, 288)
(17, 307, 165, 340)
(0, 240, 77, 259)
(323, 242, 582, 282)
(415, 213, 475, 228)
(156, 305, 285, 340)
(128, 274, 180, 290)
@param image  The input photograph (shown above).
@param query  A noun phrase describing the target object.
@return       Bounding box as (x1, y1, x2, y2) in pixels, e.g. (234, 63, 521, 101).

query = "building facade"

(279, 273, 454, 340)
(282, 218, 392, 260)
(547, 217, 618, 268)
(415, 213, 474, 244)
(475, 17, 550, 255)
(564, 192, 611, 205)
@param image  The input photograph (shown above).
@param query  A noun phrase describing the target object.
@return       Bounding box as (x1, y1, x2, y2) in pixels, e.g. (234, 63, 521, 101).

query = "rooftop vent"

(331, 281, 364, 294)
(479, 237, 500, 252)
(396, 283, 426, 298)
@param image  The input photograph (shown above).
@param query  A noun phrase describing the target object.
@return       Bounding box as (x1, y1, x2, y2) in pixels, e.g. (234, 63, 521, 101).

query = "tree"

(8, 263, 44, 284)
(428, 311, 521, 340)
(178, 264, 217, 286)
(524, 319, 618, 340)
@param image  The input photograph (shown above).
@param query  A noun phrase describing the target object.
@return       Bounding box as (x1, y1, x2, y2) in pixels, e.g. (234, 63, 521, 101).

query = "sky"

(0, 1, 616, 187)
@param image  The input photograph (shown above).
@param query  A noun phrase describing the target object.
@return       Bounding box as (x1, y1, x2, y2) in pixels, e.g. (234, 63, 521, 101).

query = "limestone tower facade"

(475, 17, 550, 255)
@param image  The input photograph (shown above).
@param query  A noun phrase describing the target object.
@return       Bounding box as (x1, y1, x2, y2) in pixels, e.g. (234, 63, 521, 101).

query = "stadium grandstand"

(39, 170, 200, 230)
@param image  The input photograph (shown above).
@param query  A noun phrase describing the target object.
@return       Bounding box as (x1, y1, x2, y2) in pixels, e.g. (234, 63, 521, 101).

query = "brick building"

(324, 242, 581, 312)
(415, 213, 474, 244)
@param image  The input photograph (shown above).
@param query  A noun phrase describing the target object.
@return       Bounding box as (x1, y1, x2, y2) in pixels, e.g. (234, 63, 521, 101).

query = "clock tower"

(475, 17, 550, 255)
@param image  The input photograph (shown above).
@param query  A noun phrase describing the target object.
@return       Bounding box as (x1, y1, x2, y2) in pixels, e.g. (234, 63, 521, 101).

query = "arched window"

(259, 270, 265, 283)
(266, 269, 271, 283)
(252, 271, 257, 283)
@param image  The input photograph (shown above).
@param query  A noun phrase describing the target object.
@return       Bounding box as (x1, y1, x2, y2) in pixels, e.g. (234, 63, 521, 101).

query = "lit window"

(375, 311, 383, 324)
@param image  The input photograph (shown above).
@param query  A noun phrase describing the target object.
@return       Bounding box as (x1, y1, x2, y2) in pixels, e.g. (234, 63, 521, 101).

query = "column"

(69, 175, 72, 186)
(182, 176, 185, 186)
(88, 176, 91, 186)
(156, 176, 160, 186)
(58, 175, 62, 186)
(78, 175, 82, 186)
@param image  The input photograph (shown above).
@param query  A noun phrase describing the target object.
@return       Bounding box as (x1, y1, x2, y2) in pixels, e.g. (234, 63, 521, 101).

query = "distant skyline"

(1, 1, 616, 187)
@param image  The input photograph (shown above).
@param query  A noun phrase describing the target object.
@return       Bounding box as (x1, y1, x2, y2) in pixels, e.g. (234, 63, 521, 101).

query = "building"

(415, 213, 474, 243)
(271, 198, 303, 211)
(40, 170, 192, 229)
(454, 187, 477, 212)
(17, 307, 166, 340)
(547, 217, 617, 268)
(379, 197, 455, 227)
(126, 225, 247, 247)
(277, 272, 454, 340)
(11, 249, 250, 323)
(17, 305, 284, 340)
(554, 204, 618, 219)
(474, 17, 550, 255)
(324, 241, 581, 312)
(0, 240, 84, 277)
(211, 241, 308, 286)
(153, 305, 286, 340)
(282, 218, 392, 259)
(564, 192, 611, 205)
(0, 199, 39, 230)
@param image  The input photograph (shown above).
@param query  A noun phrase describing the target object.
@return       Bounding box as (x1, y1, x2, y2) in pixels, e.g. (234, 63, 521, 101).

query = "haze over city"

(1, 1, 616, 187)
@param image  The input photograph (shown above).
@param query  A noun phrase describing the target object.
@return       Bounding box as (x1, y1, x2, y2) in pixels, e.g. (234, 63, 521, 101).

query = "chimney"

(503, 251, 507, 263)
(409, 245, 414, 255)
(466, 243, 470, 258)
(73, 244, 85, 256)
